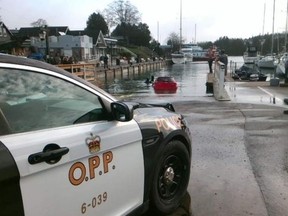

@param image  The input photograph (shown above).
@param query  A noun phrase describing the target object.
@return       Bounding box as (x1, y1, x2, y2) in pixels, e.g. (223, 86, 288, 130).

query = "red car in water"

(153, 76, 178, 93)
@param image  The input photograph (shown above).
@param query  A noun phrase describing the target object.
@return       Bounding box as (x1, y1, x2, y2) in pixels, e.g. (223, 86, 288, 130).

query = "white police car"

(0, 54, 191, 216)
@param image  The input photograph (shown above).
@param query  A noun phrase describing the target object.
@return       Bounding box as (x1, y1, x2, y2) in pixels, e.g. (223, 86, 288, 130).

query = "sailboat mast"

(262, 2, 266, 35)
(271, 0, 275, 54)
(285, 0, 288, 52)
(180, 0, 182, 49)
(195, 23, 197, 43)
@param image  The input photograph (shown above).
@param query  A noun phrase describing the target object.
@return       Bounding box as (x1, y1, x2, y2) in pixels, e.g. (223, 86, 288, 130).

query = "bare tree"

(31, 18, 48, 27)
(166, 32, 184, 51)
(103, 0, 141, 29)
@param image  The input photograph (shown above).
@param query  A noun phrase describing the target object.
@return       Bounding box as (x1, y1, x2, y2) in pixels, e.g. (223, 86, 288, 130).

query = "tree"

(150, 39, 163, 56)
(103, 0, 141, 29)
(166, 32, 181, 52)
(111, 22, 151, 46)
(31, 18, 48, 27)
(127, 23, 151, 46)
(84, 12, 109, 44)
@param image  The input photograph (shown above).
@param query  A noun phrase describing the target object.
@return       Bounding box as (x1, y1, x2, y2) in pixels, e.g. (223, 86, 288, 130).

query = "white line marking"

(257, 86, 274, 97)
(258, 86, 282, 103)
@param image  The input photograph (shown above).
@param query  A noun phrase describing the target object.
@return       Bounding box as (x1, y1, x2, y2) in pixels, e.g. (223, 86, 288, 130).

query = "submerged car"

(0, 54, 191, 216)
(153, 76, 178, 94)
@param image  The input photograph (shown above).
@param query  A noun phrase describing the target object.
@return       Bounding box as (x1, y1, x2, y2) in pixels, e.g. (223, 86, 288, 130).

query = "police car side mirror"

(111, 101, 133, 122)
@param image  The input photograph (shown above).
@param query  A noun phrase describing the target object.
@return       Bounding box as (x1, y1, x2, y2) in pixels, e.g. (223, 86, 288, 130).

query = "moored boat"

(180, 46, 193, 62)
(190, 44, 208, 61)
(243, 45, 261, 64)
(232, 64, 267, 81)
(276, 52, 288, 77)
(171, 51, 186, 64)
(257, 55, 277, 69)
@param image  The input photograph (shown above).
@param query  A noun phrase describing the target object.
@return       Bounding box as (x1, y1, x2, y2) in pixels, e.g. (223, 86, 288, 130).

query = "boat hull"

(171, 53, 186, 64)
(257, 56, 276, 69)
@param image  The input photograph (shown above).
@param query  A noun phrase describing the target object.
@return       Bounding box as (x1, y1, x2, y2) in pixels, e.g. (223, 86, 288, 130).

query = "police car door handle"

(28, 145, 69, 165)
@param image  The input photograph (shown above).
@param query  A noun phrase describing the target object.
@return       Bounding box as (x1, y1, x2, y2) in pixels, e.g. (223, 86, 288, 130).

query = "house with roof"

(0, 22, 13, 52)
(2, 23, 122, 63)
(31, 34, 93, 62)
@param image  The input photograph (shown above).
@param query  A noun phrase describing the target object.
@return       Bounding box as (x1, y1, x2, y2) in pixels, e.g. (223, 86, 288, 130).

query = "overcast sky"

(1, 0, 287, 44)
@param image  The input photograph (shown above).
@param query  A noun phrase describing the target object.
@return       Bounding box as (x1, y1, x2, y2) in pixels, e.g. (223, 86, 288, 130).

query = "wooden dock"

(57, 61, 164, 82)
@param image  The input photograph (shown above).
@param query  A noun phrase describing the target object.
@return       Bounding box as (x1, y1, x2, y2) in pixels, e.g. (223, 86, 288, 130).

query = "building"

(31, 34, 93, 62)
(1, 23, 122, 63)
(0, 22, 13, 53)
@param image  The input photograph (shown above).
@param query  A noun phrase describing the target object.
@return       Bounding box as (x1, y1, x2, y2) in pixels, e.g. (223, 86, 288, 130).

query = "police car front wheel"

(151, 140, 190, 214)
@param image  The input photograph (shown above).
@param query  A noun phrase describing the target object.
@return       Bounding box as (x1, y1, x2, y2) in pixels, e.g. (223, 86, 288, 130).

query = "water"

(96, 56, 278, 102)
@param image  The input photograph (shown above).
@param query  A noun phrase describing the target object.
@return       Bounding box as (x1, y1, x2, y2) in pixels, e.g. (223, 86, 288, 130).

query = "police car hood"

(128, 102, 185, 132)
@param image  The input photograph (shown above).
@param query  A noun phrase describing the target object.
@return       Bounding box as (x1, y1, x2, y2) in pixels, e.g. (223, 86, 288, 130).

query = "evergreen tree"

(85, 12, 109, 44)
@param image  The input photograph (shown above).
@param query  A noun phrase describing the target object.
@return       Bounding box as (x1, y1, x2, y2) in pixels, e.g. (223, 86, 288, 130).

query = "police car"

(0, 54, 191, 216)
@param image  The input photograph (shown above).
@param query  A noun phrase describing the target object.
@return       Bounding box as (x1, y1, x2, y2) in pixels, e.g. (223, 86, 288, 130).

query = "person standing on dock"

(104, 54, 108, 69)
(207, 46, 216, 73)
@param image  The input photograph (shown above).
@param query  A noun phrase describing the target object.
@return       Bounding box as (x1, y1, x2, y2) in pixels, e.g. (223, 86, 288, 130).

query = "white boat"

(257, 1, 277, 69)
(190, 44, 208, 61)
(178, 43, 208, 62)
(257, 55, 277, 68)
(180, 46, 193, 62)
(171, 51, 186, 64)
(276, 52, 288, 76)
(243, 45, 261, 64)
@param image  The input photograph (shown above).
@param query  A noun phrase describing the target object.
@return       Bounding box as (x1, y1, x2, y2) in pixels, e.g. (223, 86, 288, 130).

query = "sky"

(1, 0, 288, 44)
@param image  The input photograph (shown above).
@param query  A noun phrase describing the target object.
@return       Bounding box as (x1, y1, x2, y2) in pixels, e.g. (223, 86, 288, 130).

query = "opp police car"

(0, 54, 191, 216)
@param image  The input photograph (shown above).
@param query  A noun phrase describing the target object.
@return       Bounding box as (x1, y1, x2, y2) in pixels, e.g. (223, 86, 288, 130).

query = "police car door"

(0, 67, 144, 216)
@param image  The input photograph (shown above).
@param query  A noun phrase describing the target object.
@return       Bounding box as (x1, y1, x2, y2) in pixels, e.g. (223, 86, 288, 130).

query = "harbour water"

(96, 56, 279, 102)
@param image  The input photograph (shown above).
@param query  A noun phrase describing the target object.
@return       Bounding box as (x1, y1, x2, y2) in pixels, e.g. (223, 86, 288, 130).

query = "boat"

(276, 52, 288, 77)
(182, 43, 207, 62)
(257, 1, 277, 69)
(257, 54, 277, 69)
(243, 45, 261, 64)
(188, 44, 208, 61)
(275, 0, 288, 77)
(180, 45, 193, 62)
(172, 43, 208, 63)
(171, 51, 186, 64)
(232, 64, 267, 81)
(153, 76, 178, 93)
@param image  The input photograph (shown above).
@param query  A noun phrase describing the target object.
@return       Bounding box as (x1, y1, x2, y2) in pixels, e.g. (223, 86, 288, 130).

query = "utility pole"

(271, 0, 275, 54)
(285, 0, 288, 52)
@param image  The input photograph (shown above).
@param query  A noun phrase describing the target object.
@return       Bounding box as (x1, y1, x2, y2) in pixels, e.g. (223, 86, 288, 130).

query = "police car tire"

(150, 140, 190, 214)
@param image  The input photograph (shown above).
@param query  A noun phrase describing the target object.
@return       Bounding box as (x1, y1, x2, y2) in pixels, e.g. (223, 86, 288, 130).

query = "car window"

(0, 68, 108, 134)
(157, 77, 173, 82)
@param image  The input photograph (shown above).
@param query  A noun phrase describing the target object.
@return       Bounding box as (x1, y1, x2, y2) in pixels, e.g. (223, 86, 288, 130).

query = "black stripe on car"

(0, 141, 24, 216)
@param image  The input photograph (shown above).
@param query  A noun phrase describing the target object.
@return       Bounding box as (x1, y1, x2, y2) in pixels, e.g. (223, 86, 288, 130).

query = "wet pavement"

(141, 91, 288, 216)
(97, 58, 288, 216)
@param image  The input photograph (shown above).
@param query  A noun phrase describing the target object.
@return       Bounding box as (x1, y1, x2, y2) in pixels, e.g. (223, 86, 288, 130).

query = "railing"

(57, 63, 97, 81)
(57, 61, 164, 82)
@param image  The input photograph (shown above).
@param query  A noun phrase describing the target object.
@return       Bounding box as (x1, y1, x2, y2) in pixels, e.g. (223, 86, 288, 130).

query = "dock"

(57, 61, 165, 82)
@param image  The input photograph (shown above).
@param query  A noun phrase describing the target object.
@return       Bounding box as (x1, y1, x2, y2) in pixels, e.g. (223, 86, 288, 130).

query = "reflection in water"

(93, 60, 213, 100)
